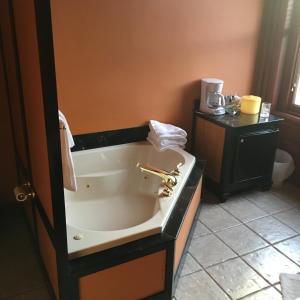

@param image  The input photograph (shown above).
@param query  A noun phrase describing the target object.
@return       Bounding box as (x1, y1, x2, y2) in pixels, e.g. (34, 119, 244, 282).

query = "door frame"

(2, 0, 71, 298)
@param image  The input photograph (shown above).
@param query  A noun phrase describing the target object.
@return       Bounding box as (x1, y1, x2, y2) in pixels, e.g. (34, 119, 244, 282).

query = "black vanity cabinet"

(233, 129, 279, 183)
(192, 110, 284, 201)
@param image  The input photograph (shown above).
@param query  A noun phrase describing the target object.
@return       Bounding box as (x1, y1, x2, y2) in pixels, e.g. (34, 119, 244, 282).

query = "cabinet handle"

(240, 139, 245, 143)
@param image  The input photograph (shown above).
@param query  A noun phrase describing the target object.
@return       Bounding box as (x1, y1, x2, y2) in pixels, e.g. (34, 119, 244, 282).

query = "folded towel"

(149, 120, 187, 138)
(148, 131, 187, 145)
(280, 273, 300, 300)
(147, 120, 187, 151)
(147, 135, 185, 152)
(59, 111, 77, 191)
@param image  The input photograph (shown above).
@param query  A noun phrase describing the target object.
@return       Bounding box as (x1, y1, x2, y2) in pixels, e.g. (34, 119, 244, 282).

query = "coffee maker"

(200, 78, 225, 115)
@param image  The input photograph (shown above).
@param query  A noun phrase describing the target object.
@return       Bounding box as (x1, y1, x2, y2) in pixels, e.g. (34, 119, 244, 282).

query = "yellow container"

(240, 95, 262, 114)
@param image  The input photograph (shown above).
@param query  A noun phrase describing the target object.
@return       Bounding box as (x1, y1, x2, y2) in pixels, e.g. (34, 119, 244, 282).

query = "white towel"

(149, 120, 187, 137)
(147, 120, 187, 151)
(59, 111, 77, 191)
(148, 131, 187, 146)
(280, 273, 300, 300)
(147, 135, 185, 152)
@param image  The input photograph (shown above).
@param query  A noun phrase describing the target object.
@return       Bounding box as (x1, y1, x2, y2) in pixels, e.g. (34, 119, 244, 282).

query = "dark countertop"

(195, 111, 284, 128)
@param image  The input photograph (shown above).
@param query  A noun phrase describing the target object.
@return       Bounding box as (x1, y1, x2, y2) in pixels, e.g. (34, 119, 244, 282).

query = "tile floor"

(1, 182, 299, 300)
(175, 182, 300, 300)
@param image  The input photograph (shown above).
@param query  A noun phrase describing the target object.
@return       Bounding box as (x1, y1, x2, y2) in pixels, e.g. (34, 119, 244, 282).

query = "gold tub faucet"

(137, 163, 178, 196)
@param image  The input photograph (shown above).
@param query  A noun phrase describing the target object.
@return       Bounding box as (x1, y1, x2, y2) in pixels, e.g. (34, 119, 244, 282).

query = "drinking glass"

(260, 102, 271, 117)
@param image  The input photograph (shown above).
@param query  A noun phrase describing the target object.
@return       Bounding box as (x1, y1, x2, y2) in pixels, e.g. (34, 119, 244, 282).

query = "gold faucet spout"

(137, 163, 177, 189)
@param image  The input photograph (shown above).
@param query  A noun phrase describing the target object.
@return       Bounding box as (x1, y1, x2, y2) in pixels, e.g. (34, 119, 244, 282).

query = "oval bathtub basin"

(65, 176, 160, 231)
(65, 142, 195, 258)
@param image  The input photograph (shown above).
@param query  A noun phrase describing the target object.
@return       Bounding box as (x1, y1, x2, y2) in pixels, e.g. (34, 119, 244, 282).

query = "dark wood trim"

(0, 33, 20, 183)
(7, 1, 33, 182)
(35, 198, 57, 247)
(172, 201, 202, 294)
(70, 233, 173, 276)
(33, 1, 69, 299)
(72, 125, 150, 151)
(23, 203, 58, 300)
(164, 161, 204, 238)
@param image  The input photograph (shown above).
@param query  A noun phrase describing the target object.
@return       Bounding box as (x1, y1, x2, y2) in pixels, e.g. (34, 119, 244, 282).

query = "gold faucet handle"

(164, 177, 177, 188)
(170, 163, 183, 176)
(160, 188, 172, 197)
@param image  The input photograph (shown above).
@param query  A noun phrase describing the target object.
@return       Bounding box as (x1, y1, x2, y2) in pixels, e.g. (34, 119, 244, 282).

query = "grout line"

(193, 254, 240, 270)
(208, 201, 300, 285)
(236, 285, 277, 300)
(213, 197, 299, 251)
(207, 231, 276, 288)
(271, 237, 300, 268)
(214, 209, 300, 287)
(179, 268, 203, 279)
(187, 252, 234, 300)
(273, 283, 282, 295)
(272, 212, 300, 234)
(178, 187, 300, 299)
(195, 216, 278, 294)
(272, 233, 300, 247)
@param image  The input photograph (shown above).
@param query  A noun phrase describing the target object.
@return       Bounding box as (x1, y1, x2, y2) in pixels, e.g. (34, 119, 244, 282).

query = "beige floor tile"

(199, 204, 241, 232)
(207, 257, 268, 299)
(242, 246, 300, 284)
(216, 224, 268, 255)
(179, 253, 202, 277)
(247, 216, 298, 244)
(192, 221, 211, 239)
(274, 209, 300, 233)
(221, 198, 268, 223)
(189, 234, 237, 268)
(239, 286, 282, 300)
(274, 283, 282, 293)
(244, 191, 292, 214)
(274, 235, 300, 265)
(175, 271, 230, 300)
(271, 183, 300, 208)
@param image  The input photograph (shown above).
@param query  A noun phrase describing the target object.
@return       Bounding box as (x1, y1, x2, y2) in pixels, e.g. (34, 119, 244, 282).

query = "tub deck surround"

(72, 125, 149, 151)
(65, 142, 196, 258)
(68, 159, 204, 300)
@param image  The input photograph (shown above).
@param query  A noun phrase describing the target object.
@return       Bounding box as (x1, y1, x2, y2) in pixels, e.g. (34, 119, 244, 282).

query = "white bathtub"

(65, 141, 195, 258)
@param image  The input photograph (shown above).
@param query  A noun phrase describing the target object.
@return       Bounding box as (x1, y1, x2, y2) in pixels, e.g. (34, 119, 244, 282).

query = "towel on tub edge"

(59, 110, 77, 191)
(147, 120, 187, 151)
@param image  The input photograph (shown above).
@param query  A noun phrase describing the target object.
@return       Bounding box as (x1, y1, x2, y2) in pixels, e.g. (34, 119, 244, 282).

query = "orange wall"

(51, 0, 263, 135)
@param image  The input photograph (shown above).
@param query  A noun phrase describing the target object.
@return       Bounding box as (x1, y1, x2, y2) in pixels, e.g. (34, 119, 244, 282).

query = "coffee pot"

(200, 78, 226, 115)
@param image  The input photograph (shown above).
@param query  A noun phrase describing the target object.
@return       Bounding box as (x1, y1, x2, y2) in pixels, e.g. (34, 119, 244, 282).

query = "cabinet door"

(233, 129, 279, 183)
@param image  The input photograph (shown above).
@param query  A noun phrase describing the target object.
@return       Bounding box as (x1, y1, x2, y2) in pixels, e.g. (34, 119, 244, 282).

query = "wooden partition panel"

(174, 177, 202, 272)
(195, 119, 225, 182)
(0, 0, 29, 172)
(12, 0, 54, 225)
(79, 250, 166, 300)
(0, 37, 18, 204)
(36, 211, 59, 299)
